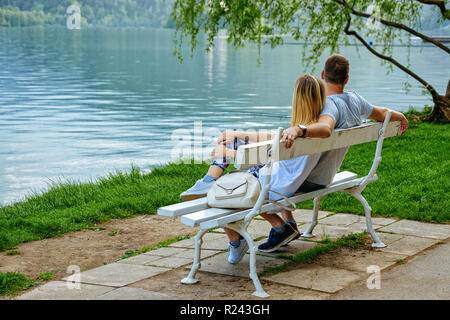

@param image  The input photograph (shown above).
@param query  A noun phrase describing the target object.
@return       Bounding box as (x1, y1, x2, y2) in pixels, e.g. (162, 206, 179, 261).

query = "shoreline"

(0, 117, 449, 254)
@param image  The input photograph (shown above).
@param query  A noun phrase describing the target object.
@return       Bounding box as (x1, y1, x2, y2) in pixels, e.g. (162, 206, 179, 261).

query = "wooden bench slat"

(157, 197, 208, 217)
(157, 171, 357, 219)
(199, 177, 364, 229)
(181, 208, 238, 227)
(235, 121, 400, 169)
(330, 171, 357, 184)
(178, 171, 358, 228)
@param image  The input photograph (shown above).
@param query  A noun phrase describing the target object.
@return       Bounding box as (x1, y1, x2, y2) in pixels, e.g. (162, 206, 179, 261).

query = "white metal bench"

(157, 111, 400, 298)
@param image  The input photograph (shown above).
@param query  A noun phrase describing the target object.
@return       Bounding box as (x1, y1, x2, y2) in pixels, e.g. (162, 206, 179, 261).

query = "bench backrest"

(235, 121, 400, 169)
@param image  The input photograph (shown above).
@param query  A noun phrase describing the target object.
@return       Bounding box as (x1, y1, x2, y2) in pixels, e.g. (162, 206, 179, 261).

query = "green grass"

(259, 232, 367, 276)
(119, 234, 193, 260)
(295, 121, 450, 223)
(0, 121, 448, 252)
(5, 249, 20, 256)
(0, 272, 36, 296)
(35, 271, 55, 281)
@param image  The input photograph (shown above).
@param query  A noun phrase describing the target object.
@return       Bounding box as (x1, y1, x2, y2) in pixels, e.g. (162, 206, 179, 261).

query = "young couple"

(180, 54, 409, 264)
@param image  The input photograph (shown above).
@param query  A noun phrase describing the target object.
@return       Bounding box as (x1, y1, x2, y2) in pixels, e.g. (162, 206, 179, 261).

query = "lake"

(0, 27, 449, 206)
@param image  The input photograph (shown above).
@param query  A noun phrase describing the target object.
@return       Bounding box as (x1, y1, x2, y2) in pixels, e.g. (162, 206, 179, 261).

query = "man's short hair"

(324, 54, 350, 85)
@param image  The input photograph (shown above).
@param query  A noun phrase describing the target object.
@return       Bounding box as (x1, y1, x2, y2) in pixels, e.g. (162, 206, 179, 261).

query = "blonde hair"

(291, 75, 326, 127)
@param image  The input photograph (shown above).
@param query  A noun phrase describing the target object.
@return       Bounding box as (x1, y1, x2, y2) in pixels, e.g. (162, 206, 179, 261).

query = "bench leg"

(181, 228, 209, 284)
(301, 195, 323, 238)
(226, 222, 270, 298)
(351, 192, 386, 248)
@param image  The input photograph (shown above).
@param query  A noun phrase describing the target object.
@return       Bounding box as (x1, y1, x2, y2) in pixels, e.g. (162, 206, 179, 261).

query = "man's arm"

(282, 115, 335, 148)
(368, 106, 409, 136)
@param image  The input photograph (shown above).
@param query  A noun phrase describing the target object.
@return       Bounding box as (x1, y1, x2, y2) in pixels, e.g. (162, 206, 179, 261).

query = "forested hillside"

(0, 0, 175, 27)
(0, 0, 447, 32)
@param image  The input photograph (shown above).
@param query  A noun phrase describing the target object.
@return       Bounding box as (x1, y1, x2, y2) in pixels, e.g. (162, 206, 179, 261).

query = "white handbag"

(207, 171, 297, 211)
(207, 171, 261, 209)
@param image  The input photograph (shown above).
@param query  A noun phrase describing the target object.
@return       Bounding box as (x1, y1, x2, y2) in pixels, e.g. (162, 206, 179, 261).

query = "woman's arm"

(217, 130, 274, 145)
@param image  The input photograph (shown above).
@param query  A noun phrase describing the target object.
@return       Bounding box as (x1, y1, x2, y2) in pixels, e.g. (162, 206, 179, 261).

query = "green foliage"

(36, 271, 55, 281)
(5, 249, 20, 256)
(0, 0, 175, 27)
(171, 0, 445, 66)
(0, 272, 35, 296)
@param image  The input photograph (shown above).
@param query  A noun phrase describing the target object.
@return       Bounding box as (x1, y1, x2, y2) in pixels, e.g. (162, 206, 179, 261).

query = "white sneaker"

(228, 238, 249, 264)
(180, 179, 214, 201)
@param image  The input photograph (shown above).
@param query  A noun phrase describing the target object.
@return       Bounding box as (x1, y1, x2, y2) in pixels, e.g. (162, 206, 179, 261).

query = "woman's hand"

(211, 145, 236, 159)
(217, 130, 237, 145)
(281, 127, 301, 149)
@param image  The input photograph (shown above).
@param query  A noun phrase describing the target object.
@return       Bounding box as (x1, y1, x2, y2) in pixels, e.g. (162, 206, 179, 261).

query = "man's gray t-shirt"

(306, 90, 374, 186)
(260, 90, 373, 201)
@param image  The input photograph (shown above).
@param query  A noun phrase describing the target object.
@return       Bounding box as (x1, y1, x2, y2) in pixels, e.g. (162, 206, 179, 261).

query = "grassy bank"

(0, 121, 448, 252)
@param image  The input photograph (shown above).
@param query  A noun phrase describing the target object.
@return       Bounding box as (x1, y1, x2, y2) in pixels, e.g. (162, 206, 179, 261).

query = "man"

(254, 54, 408, 254)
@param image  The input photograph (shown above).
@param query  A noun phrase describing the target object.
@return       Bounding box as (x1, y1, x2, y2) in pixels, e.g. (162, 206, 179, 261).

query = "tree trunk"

(430, 80, 450, 123)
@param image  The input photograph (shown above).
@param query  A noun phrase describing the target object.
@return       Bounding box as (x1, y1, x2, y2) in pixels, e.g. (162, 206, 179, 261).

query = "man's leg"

(257, 211, 299, 253)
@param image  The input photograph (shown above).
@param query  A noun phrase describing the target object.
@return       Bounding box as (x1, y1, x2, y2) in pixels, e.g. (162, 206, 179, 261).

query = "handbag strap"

(265, 190, 297, 212)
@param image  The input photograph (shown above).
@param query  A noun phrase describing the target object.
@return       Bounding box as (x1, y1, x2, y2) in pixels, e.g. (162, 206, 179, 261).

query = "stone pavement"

(17, 209, 450, 300)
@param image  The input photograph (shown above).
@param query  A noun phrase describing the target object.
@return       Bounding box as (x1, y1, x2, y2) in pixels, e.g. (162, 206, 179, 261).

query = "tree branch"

(416, 0, 449, 20)
(333, 0, 450, 54)
(343, 17, 440, 99)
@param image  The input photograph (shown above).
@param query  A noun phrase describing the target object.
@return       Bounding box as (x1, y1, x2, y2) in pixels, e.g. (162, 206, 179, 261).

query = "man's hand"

(281, 126, 302, 149)
(399, 116, 409, 136)
(217, 130, 236, 145)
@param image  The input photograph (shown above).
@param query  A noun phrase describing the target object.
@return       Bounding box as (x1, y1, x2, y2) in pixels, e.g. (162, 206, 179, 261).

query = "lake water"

(1, 27, 449, 206)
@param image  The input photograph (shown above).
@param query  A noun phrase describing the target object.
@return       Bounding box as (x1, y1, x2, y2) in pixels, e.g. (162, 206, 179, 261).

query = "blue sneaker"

(258, 224, 299, 253)
(180, 179, 214, 201)
(228, 238, 249, 264)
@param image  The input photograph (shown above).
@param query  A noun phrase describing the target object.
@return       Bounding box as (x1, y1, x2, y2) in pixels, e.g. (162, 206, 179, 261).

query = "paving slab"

(143, 247, 189, 257)
(379, 220, 450, 240)
(246, 219, 273, 238)
(190, 252, 286, 278)
(96, 286, 184, 300)
(169, 232, 229, 250)
(117, 253, 165, 266)
(149, 256, 193, 268)
(255, 239, 318, 258)
(17, 281, 114, 300)
(379, 235, 439, 256)
(317, 249, 408, 273)
(376, 232, 405, 245)
(292, 209, 331, 223)
(263, 265, 365, 293)
(63, 263, 171, 287)
(332, 242, 450, 300)
(298, 223, 366, 241)
(319, 213, 362, 226)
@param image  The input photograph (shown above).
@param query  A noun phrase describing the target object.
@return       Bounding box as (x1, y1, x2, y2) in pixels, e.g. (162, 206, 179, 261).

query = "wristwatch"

(297, 124, 307, 138)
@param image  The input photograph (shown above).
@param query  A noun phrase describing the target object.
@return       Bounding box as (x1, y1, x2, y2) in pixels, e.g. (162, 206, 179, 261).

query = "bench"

(157, 111, 400, 298)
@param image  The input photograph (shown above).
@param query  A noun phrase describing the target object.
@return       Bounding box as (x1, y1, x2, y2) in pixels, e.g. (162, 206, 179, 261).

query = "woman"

(180, 74, 329, 262)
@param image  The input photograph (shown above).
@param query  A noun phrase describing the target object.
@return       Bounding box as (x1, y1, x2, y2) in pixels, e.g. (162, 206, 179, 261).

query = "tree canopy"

(171, 0, 450, 122)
